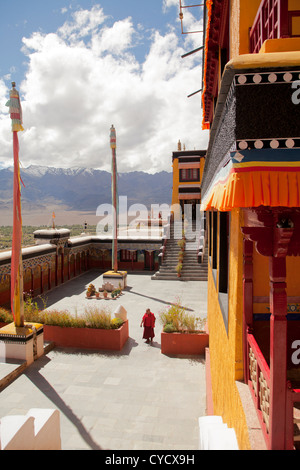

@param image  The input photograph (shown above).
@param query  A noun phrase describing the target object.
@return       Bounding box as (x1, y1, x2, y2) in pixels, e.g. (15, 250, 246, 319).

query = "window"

(208, 211, 212, 258)
(120, 250, 137, 262)
(179, 168, 200, 182)
(208, 210, 230, 332)
(218, 211, 230, 334)
(219, 212, 229, 294)
(212, 211, 218, 270)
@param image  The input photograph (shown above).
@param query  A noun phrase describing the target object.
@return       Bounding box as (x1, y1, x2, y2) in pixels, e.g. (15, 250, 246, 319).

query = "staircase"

(181, 220, 208, 281)
(152, 219, 208, 281)
(151, 221, 181, 280)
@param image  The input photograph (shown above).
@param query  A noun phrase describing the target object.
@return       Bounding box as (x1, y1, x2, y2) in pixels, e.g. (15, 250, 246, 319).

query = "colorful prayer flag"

(6, 83, 24, 327)
(110, 125, 118, 272)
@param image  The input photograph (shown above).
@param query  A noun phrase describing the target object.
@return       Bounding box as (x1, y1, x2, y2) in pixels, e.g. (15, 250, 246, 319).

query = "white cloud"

(58, 5, 107, 42)
(0, 5, 208, 173)
(91, 17, 136, 56)
(163, 0, 179, 12)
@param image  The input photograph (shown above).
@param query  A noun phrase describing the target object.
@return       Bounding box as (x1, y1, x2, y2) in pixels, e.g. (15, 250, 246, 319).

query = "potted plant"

(159, 300, 208, 355)
(86, 283, 96, 297)
(95, 291, 100, 299)
(103, 290, 108, 299)
(41, 306, 129, 351)
(177, 239, 186, 250)
(176, 262, 182, 277)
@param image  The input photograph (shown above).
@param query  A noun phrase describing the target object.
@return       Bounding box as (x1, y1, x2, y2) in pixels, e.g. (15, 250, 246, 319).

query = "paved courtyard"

(0, 271, 208, 450)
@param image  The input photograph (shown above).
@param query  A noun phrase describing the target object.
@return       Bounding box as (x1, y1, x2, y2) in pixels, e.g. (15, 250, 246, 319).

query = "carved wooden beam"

(273, 227, 294, 258)
(242, 208, 300, 257)
(241, 226, 273, 257)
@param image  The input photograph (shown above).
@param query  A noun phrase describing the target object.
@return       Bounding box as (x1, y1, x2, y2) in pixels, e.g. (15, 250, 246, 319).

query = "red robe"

(142, 311, 155, 340)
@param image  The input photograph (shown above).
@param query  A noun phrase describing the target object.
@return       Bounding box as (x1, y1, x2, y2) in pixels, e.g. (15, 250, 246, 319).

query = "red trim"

(202, 0, 229, 128)
(247, 332, 271, 447)
(234, 165, 300, 172)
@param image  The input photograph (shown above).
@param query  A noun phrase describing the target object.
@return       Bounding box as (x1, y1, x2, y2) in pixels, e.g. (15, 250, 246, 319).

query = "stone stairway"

(152, 219, 208, 281)
(181, 221, 208, 281)
(181, 250, 208, 281)
(152, 221, 181, 280)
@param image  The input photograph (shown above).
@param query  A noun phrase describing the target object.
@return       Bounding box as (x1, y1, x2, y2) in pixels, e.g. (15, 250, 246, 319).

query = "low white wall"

(0, 409, 61, 450)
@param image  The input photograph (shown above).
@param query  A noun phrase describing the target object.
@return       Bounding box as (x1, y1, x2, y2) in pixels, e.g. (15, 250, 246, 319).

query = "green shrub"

(159, 299, 206, 333)
(159, 300, 185, 331)
(110, 317, 124, 329)
(0, 308, 13, 323)
(175, 263, 182, 273)
(177, 239, 186, 250)
(0, 301, 125, 330)
(163, 323, 177, 333)
(24, 295, 45, 323)
(84, 306, 112, 329)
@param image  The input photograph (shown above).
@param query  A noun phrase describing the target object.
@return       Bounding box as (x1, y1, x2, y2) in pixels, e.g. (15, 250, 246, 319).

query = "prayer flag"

(110, 125, 118, 272)
(6, 83, 24, 327)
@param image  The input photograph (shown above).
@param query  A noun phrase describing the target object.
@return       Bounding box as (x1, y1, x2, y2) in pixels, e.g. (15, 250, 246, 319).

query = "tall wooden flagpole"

(110, 125, 118, 273)
(103, 125, 127, 291)
(6, 82, 24, 327)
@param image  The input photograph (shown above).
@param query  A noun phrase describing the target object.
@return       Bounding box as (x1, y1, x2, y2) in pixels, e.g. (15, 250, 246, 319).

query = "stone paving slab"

(0, 271, 208, 450)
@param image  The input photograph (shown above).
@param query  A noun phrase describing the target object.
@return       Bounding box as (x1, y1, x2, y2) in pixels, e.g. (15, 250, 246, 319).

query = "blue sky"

(0, 0, 208, 173)
(0, 0, 183, 87)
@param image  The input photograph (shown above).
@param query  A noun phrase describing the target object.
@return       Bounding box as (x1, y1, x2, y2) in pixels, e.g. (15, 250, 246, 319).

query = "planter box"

(43, 320, 129, 351)
(161, 329, 209, 355)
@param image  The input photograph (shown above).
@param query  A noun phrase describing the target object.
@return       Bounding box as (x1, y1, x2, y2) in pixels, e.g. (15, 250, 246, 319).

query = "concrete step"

(182, 262, 208, 267)
(182, 270, 207, 275)
(155, 220, 207, 280)
(151, 273, 179, 280)
(159, 267, 177, 272)
(181, 272, 208, 276)
(182, 265, 206, 270)
(152, 273, 208, 281)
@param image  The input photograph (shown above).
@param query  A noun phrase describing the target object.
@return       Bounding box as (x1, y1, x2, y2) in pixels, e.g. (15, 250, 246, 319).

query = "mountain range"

(0, 165, 173, 215)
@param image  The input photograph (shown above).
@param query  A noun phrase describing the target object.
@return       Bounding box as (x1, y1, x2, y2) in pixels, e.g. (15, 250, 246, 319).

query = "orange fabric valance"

(201, 149, 300, 211)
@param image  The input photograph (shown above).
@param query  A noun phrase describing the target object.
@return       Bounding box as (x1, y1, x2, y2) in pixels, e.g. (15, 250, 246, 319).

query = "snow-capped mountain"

(0, 165, 172, 212)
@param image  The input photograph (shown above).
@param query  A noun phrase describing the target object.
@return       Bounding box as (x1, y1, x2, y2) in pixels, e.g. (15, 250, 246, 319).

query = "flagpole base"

(0, 322, 44, 365)
(103, 271, 127, 289)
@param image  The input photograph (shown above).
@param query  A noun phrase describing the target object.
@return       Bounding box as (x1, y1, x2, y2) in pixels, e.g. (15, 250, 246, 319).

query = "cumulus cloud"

(0, 4, 208, 173)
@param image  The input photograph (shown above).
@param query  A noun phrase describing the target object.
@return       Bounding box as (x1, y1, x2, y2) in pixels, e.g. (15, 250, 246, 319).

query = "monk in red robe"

(140, 308, 156, 343)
